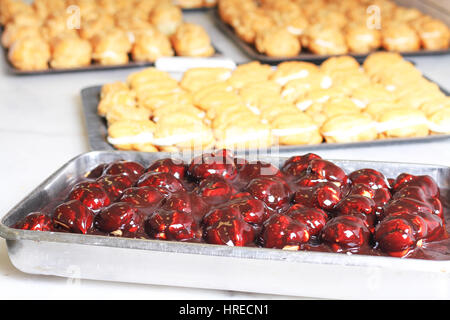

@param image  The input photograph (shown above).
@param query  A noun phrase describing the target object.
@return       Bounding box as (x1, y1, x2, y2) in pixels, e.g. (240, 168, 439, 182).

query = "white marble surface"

(0, 10, 449, 300)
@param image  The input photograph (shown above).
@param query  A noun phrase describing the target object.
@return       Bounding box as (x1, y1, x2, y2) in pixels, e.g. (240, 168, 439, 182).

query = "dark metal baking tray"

(1, 150, 449, 298)
(211, 9, 450, 64)
(80, 83, 450, 154)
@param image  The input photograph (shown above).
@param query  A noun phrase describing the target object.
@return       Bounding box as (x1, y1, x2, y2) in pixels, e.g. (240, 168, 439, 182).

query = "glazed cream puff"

(321, 113, 378, 143)
(49, 35, 93, 69)
(255, 27, 301, 57)
(170, 23, 215, 57)
(8, 36, 50, 70)
(271, 112, 322, 145)
(131, 28, 174, 62)
(149, 2, 183, 36)
(376, 108, 429, 138)
(107, 119, 157, 152)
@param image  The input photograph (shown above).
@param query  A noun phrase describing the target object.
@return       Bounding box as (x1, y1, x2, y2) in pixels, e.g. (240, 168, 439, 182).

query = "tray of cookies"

(213, 0, 450, 64)
(81, 52, 450, 154)
(0, 0, 219, 74)
(1, 150, 450, 299)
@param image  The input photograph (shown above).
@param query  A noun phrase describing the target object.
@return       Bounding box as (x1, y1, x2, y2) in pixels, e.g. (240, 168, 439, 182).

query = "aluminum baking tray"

(1, 150, 450, 299)
(80, 84, 450, 154)
(212, 9, 450, 64)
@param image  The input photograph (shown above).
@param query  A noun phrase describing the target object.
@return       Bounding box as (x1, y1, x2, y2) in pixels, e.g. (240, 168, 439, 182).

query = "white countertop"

(0, 10, 449, 300)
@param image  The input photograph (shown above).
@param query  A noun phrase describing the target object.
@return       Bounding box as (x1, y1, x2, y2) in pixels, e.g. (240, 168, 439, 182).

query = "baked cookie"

(170, 23, 214, 57)
(131, 28, 174, 62)
(49, 35, 92, 69)
(8, 36, 50, 70)
(271, 112, 322, 145)
(321, 113, 378, 143)
(255, 27, 301, 57)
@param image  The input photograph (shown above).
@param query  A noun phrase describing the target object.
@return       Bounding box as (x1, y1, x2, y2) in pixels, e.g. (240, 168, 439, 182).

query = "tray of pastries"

(2, 150, 450, 298)
(81, 52, 450, 153)
(213, 0, 450, 63)
(0, 0, 218, 74)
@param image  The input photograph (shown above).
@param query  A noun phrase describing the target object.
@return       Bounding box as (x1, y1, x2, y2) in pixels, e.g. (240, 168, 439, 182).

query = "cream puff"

(8, 36, 50, 70)
(303, 24, 348, 55)
(255, 27, 301, 57)
(227, 61, 273, 89)
(428, 108, 450, 134)
(414, 17, 450, 50)
(271, 61, 320, 86)
(91, 28, 132, 65)
(98, 84, 137, 117)
(321, 113, 378, 143)
(214, 119, 273, 149)
(271, 112, 322, 145)
(131, 28, 174, 62)
(381, 23, 420, 52)
(344, 22, 381, 53)
(149, 2, 183, 36)
(170, 23, 215, 57)
(376, 108, 429, 138)
(107, 119, 157, 152)
(180, 67, 232, 92)
(49, 35, 93, 69)
(1, 24, 42, 48)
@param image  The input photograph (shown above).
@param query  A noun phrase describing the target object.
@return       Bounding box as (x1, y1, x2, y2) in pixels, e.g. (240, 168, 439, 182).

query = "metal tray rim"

(1, 150, 450, 272)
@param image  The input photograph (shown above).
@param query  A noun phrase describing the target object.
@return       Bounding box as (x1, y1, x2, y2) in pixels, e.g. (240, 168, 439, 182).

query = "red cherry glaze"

(349, 183, 376, 199)
(195, 176, 234, 205)
(97, 174, 134, 201)
(145, 209, 201, 241)
(428, 197, 444, 218)
(86, 163, 107, 179)
(294, 173, 325, 188)
(381, 198, 434, 221)
(320, 215, 370, 253)
(104, 160, 145, 181)
(236, 161, 283, 187)
(392, 174, 439, 198)
(348, 169, 389, 189)
(147, 158, 186, 180)
(204, 215, 255, 247)
(119, 186, 164, 208)
(53, 200, 94, 234)
(335, 195, 376, 217)
(286, 206, 328, 237)
(14, 213, 54, 231)
(188, 149, 237, 181)
(281, 153, 322, 177)
(225, 192, 268, 225)
(137, 172, 185, 196)
(163, 191, 210, 222)
(393, 186, 427, 202)
(246, 176, 292, 212)
(293, 182, 341, 211)
(375, 214, 426, 257)
(94, 202, 139, 234)
(307, 159, 349, 188)
(67, 181, 110, 211)
(260, 213, 310, 249)
(373, 188, 392, 219)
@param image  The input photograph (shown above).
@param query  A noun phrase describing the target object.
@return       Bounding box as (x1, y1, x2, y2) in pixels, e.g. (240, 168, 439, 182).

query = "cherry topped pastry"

(195, 176, 234, 205)
(95, 202, 141, 236)
(97, 174, 134, 201)
(67, 181, 111, 211)
(260, 213, 310, 249)
(246, 176, 292, 212)
(53, 200, 94, 234)
(281, 153, 322, 178)
(137, 172, 185, 196)
(188, 149, 237, 181)
(104, 160, 145, 182)
(14, 212, 54, 232)
(235, 161, 283, 189)
(392, 173, 439, 198)
(147, 158, 187, 180)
